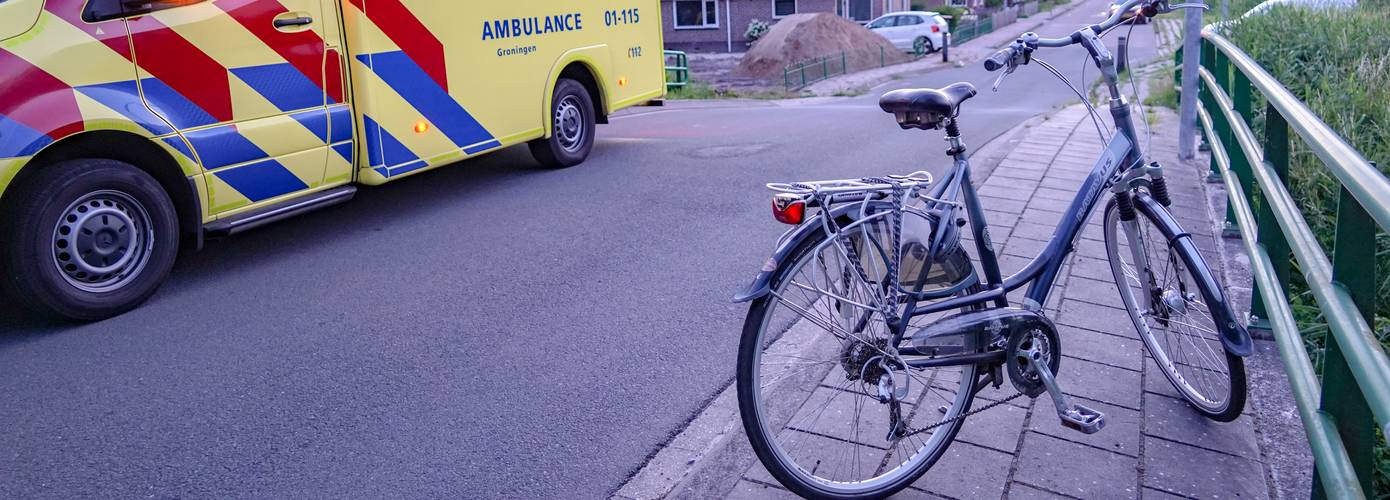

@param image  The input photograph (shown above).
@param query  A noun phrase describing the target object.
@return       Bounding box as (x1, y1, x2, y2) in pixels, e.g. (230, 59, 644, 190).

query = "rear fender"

(732, 204, 861, 303)
(1135, 193, 1253, 357)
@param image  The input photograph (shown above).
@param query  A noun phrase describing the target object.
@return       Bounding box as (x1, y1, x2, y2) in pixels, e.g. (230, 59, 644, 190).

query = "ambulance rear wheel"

(0, 159, 179, 322)
(529, 78, 595, 168)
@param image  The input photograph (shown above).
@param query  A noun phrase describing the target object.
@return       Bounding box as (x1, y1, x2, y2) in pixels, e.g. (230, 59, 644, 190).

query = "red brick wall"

(661, 0, 896, 53)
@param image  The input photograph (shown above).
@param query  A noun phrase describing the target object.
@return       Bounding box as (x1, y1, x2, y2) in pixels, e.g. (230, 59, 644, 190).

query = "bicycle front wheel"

(1103, 196, 1246, 421)
(736, 217, 980, 499)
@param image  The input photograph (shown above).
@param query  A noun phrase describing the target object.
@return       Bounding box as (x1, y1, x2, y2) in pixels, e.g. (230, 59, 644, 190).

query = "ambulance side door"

(107, 0, 343, 215)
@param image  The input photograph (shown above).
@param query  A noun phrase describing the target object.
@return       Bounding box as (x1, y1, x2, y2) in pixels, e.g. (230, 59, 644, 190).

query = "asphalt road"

(0, 1, 1159, 496)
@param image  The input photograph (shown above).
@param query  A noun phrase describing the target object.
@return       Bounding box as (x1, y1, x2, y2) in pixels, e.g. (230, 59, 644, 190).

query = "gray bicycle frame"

(896, 23, 1146, 325)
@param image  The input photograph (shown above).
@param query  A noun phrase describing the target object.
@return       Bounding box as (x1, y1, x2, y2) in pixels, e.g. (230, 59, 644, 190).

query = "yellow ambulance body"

(0, 0, 664, 320)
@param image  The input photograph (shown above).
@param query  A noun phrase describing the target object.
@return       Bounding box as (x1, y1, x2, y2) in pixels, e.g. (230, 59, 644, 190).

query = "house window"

(841, 0, 871, 21)
(674, 0, 719, 29)
(773, 0, 797, 17)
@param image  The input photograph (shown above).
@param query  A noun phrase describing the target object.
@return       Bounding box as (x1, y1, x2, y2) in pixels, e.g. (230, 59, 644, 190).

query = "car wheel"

(0, 159, 179, 321)
(914, 36, 934, 55)
(528, 78, 596, 168)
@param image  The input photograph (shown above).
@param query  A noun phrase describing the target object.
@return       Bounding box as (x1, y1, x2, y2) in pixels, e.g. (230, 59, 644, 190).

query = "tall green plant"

(1224, 4, 1390, 493)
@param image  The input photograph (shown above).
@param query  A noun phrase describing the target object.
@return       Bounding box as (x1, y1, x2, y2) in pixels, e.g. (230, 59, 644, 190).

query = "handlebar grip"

(984, 48, 1014, 72)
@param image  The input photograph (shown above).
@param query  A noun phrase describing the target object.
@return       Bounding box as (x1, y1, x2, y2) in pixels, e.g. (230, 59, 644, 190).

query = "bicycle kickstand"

(1027, 350, 1107, 435)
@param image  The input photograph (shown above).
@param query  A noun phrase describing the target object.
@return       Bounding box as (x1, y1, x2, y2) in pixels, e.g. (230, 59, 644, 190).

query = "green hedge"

(1223, 3, 1390, 493)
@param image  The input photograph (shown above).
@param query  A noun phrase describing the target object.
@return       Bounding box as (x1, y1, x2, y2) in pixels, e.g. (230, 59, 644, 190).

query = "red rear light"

(931, 25, 940, 33)
(772, 194, 806, 225)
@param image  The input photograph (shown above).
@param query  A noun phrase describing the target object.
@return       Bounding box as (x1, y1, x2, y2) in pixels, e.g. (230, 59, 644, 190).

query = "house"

(661, 0, 914, 52)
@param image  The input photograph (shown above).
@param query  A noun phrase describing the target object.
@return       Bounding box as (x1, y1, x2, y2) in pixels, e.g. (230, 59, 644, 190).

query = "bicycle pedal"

(1059, 404, 1106, 435)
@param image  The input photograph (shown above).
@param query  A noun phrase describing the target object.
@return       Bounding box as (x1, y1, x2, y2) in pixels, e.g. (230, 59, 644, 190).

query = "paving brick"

(981, 184, 1034, 200)
(1057, 356, 1142, 410)
(996, 166, 1047, 182)
(909, 441, 1013, 499)
(1062, 276, 1127, 309)
(1143, 356, 1187, 401)
(1142, 393, 1260, 459)
(983, 210, 1021, 230)
(1143, 437, 1269, 499)
(1008, 220, 1058, 242)
(1029, 397, 1141, 457)
(1026, 196, 1073, 214)
(1020, 209, 1063, 227)
(726, 480, 800, 499)
(1066, 256, 1115, 282)
(1034, 187, 1077, 201)
(1057, 299, 1139, 340)
(955, 398, 1028, 453)
(1006, 483, 1073, 499)
(979, 196, 1028, 214)
(1004, 237, 1050, 259)
(1014, 432, 1140, 499)
(1060, 325, 1143, 372)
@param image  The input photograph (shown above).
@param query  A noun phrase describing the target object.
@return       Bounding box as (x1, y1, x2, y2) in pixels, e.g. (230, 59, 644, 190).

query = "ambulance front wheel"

(0, 159, 179, 322)
(529, 78, 596, 168)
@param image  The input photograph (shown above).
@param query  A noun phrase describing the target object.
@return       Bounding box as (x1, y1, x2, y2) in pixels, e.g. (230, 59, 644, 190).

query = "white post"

(726, 0, 733, 53)
(1176, 3, 1202, 159)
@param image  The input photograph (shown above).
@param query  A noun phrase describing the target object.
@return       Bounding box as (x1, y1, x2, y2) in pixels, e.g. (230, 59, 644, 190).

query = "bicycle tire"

(736, 217, 982, 499)
(1102, 196, 1246, 422)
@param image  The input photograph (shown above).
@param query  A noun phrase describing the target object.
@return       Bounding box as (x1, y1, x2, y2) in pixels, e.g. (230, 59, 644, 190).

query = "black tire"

(0, 159, 179, 321)
(913, 36, 934, 55)
(1102, 197, 1246, 422)
(528, 78, 596, 168)
(737, 218, 982, 499)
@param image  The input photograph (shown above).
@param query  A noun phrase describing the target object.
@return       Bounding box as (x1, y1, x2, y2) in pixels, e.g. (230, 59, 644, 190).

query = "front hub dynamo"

(1006, 326, 1062, 398)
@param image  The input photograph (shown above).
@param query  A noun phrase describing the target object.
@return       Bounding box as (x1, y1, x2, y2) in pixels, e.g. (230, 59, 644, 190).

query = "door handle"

(273, 16, 313, 28)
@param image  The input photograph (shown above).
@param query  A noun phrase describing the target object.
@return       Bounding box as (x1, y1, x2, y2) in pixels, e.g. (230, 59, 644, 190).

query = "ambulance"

(0, 0, 665, 320)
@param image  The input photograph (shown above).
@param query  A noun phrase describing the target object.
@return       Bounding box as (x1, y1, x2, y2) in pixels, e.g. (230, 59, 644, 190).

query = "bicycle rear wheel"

(736, 215, 981, 499)
(1102, 196, 1246, 421)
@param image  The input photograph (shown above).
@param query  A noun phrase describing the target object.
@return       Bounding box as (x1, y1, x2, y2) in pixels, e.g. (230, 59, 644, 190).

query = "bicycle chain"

(897, 390, 1026, 440)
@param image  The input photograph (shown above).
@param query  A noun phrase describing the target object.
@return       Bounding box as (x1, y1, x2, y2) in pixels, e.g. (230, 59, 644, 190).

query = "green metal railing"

(783, 52, 848, 90)
(951, 16, 995, 46)
(1192, 27, 1390, 498)
(664, 50, 689, 90)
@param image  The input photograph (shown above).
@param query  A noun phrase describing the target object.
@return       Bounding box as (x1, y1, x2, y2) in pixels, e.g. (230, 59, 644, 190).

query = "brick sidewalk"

(616, 105, 1286, 499)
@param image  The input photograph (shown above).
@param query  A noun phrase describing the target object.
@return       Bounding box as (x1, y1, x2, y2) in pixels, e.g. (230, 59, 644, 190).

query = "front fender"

(1135, 194, 1254, 357)
(732, 203, 861, 303)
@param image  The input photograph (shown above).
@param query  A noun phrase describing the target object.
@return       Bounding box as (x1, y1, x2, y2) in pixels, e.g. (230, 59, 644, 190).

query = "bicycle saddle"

(878, 82, 977, 130)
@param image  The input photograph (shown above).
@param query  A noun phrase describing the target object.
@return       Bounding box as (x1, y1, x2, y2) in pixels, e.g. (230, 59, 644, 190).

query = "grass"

(1220, 3, 1390, 493)
(1142, 65, 1178, 110)
(665, 81, 792, 100)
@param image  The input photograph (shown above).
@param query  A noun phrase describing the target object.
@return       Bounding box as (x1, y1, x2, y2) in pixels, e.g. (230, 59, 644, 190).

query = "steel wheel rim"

(554, 95, 585, 153)
(749, 222, 975, 495)
(51, 189, 155, 293)
(1104, 205, 1232, 413)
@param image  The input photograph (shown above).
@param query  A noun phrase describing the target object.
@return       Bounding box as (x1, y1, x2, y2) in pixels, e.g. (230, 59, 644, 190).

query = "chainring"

(1005, 326, 1062, 398)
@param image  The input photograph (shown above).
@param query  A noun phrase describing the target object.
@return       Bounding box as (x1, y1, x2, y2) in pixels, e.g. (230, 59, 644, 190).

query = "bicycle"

(733, 0, 1248, 498)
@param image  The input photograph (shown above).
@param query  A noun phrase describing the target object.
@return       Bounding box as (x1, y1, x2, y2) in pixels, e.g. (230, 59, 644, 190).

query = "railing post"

(1196, 40, 1221, 182)
(1250, 102, 1290, 335)
(1213, 48, 1240, 237)
(1323, 174, 1379, 497)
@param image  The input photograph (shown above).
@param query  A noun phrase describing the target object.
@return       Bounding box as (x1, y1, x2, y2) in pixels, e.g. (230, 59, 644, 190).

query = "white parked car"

(866, 11, 951, 54)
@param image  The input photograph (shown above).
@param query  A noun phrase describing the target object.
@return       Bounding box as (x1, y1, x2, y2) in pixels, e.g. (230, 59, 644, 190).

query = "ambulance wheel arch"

(529, 52, 611, 168)
(0, 131, 202, 320)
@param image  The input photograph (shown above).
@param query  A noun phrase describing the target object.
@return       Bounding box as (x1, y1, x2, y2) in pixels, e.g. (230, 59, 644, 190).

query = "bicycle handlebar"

(983, 0, 1192, 72)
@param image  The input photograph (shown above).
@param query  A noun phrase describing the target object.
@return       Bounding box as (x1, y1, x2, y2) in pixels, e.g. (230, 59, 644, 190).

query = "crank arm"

(1028, 350, 1107, 435)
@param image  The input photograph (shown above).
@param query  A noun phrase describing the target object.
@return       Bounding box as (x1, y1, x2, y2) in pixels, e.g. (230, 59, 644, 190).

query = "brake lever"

(1168, 2, 1209, 10)
(991, 64, 1015, 92)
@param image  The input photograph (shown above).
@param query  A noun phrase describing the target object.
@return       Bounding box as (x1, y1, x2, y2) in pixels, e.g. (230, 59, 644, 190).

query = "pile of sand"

(734, 13, 910, 80)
